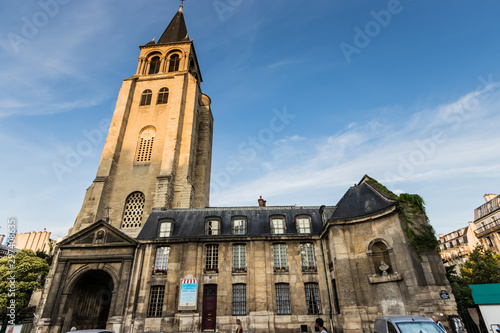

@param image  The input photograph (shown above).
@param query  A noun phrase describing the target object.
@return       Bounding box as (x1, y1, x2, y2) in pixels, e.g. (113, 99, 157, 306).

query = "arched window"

(149, 56, 161, 74)
(121, 192, 145, 229)
(168, 54, 180, 72)
(140, 89, 152, 106)
(136, 127, 155, 162)
(157, 88, 169, 104)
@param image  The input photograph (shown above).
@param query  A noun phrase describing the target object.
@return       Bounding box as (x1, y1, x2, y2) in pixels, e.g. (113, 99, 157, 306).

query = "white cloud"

(211, 85, 500, 214)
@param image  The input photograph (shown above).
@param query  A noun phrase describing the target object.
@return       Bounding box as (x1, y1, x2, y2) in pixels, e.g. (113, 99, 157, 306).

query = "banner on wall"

(178, 276, 198, 311)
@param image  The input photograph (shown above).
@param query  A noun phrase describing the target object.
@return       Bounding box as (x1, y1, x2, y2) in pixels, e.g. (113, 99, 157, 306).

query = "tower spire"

(157, 3, 189, 44)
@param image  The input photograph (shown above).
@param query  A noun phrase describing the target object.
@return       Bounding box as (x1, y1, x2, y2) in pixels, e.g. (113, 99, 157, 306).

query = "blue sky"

(1, 0, 500, 238)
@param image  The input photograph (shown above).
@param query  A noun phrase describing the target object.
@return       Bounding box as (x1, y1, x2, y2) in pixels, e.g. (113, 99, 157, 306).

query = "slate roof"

(329, 178, 397, 221)
(157, 5, 189, 45)
(137, 206, 328, 240)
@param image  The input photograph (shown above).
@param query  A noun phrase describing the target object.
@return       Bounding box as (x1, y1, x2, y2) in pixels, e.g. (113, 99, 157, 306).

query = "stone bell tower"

(72, 4, 213, 237)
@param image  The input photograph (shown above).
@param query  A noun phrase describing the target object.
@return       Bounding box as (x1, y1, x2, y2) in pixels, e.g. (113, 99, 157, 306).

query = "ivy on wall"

(366, 176, 439, 258)
(397, 193, 439, 258)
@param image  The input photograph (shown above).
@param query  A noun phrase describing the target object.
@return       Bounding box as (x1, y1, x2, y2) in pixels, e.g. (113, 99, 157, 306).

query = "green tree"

(445, 263, 474, 309)
(461, 245, 500, 284)
(0, 250, 50, 328)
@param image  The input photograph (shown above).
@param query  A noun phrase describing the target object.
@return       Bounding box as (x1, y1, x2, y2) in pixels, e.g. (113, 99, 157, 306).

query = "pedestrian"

(315, 318, 327, 333)
(235, 318, 243, 333)
(432, 316, 446, 332)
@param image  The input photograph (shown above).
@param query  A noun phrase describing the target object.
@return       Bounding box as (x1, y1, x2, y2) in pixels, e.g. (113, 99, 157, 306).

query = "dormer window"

(159, 221, 172, 237)
(233, 218, 247, 235)
(297, 216, 311, 234)
(168, 54, 180, 72)
(149, 56, 161, 74)
(206, 219, 220, 235)
(271, 217, 285, 234)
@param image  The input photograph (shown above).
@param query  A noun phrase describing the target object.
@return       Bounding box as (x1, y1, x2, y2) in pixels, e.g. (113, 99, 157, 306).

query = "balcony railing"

(273, 266, 289, 273)
(232, 267, 247, 273)
(475, 219, 500, 236)
(474, 196, 500, 221)
(302, 266, 318, 273)
(154, 269, 167, 275)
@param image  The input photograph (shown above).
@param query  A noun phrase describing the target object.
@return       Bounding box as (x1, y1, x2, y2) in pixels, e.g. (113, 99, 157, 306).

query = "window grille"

(149, 56, 161, 74)
(275, 283, 291, 315)
(271, 218, 285, 234)
(140, 89, 152, 106)
(159, 222, 172, 237)
(273, 243, 287, 269)
(157, 87, 169, 104)
(300, 243, 316, 269)
(297, 217, 311, 234)
(304, 283, 321, 314)
(121, 192, 145, 228)
(232, 284, 246, 315)
(147, 286, 165, 317)
(168, 54, 180, 72)
(233, 219, 246, 235)
(154, 247, 170, 271)
(136, 127, 155, 162)
(233, 244, 246, 270)
(205, 245, 219, 270)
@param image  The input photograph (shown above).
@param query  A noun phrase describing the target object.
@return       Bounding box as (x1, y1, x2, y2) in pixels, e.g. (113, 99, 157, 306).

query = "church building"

(35, 5, 458, 333)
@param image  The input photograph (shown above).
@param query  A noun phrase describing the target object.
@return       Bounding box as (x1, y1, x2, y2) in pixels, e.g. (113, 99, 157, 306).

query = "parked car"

(374, 315, 443, 333)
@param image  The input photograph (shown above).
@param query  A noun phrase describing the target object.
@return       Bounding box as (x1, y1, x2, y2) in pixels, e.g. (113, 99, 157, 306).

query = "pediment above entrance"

(58, 220, 138, 248)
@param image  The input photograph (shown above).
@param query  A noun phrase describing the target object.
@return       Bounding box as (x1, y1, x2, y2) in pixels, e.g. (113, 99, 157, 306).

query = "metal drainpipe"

(320, 237, 335, 333)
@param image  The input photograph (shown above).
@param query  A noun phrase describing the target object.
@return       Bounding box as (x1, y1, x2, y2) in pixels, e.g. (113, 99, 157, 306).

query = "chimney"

(484, 194, 498, 202)
(258, 196, 266, 207)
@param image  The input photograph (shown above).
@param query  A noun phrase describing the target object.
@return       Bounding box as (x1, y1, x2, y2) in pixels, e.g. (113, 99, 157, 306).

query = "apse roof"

(329, 177, 397, 221)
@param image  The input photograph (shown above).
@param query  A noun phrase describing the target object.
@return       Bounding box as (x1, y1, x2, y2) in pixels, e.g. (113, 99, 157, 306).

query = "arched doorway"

(68, 270, 114, 329)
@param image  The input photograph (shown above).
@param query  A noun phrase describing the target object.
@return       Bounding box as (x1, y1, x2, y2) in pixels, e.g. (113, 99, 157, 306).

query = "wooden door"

(202, 284, 217, 331)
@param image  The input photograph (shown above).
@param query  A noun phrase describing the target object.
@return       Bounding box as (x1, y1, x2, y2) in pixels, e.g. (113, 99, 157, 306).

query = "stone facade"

(473, 194, 500, 252)
(34, 5, 458, 333)
(438, 222, 479, 274)
(71, 5, 212, 238)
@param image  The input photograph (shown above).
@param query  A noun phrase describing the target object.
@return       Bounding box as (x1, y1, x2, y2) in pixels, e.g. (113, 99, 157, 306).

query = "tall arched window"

(157, 88, 169, 104)
(122, 192, 145, 229)
(149, 56, 161, 74)
(140, 89, 152, 106)
(168, 54, 180, 72)
(136, 127, 155, 162)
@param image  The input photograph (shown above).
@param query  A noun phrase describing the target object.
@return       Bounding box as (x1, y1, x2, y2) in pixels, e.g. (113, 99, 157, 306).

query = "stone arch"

(367, 238, 393, 276)
(64, 263, 119, 295)
(63, 268, 116, 330)
(145, 51, 163, 74)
